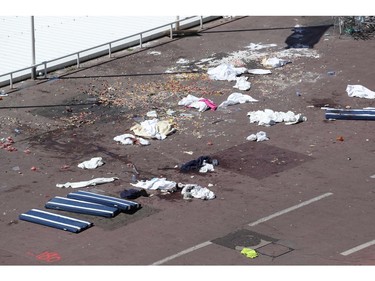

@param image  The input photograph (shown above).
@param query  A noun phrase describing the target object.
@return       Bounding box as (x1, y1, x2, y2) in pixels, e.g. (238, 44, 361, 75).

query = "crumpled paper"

(130, 178, 176, 192)
(207, 63, 247, 81)
(247, 109, 307, 126)
(218, 92, 258, 108)
(180, 183, 215, 200)
(246, 131, 269, 142)
(261, 57, 290, 68)
(56, 177, 119, 188)
(131, 119, 175, 140)
(113, 133, 150, 146)
(77, 157, 105, 169)
(346, 85, 375, 99)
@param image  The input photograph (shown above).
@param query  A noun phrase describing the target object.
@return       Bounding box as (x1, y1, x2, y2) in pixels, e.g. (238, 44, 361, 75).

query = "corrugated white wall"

(0, 16, 193, 83)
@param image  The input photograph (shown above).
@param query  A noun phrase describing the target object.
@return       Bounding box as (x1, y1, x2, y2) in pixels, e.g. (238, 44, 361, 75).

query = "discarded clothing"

(77, 157, 104, 169)
(113, 133, 150, 146)
(199, 162, 215, 173)
(180, 156, 217, 173)
(120, 188, 148, 199)
(130, 178, 176, 192)
(233, 76, 251, 91)
(56, 177, 119, 189)
(180, 183, 215, 200)
(178, 94, 217, 112)
(247, 109, 307, 126)
(248, 69, 272, 75)
(261, 57, 290, 68)
(218, 93, 258, 108)
(346, 85, 375, 99)
(207, 63, 247, 81)
(240, 248, 258, 259)
(131, 119, 175, 140)
(246, 131, 269, 142)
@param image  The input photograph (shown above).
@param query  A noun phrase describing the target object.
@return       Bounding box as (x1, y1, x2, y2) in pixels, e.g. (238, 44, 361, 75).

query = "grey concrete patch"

(212, 142, 313, 179)
(256, 242, 294, 258)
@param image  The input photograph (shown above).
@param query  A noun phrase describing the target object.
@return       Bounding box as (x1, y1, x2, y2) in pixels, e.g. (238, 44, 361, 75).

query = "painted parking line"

(152, 241, 213, 265)
(340, 240, 375, 256)
(248, 192, 333, 227)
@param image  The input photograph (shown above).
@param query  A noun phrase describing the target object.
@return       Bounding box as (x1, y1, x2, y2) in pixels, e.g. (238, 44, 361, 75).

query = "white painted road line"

(340, 240, 375, 256)
(152, 241, 213, 265)
(248, 192, 333, 227)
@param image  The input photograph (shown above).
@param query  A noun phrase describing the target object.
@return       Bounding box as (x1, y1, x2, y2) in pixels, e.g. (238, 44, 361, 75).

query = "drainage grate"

(212, 142, 313, 179)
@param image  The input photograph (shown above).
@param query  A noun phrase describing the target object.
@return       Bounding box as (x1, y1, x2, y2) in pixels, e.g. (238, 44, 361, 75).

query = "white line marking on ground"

(340, 240, 375, 256)
(152, 241, 212, 265)
(248, 192, 333, 227)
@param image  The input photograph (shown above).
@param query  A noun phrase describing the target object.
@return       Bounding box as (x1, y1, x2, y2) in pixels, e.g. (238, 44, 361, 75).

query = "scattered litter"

(0, 136, 17, 152)
(0, 91, 8, 97)
(56, 177, 119, 189)
(114, 133, 150, 146)
(336, 136, 344, 141)
(180, 156, 218, 173)
(179, 113, 194, 118)
(77, 157, 104, 169)
(327, 71, 336, 76)
(346, 85, 375, 99)
(183, 151, 194, 155)
(261, 57, 291, 68)
(246, 131, 269, 142)
(148, 51, 161, 55)
(146, 110, 158, 118)
(248, 69, 272, 75)
(218, 92, 258, 108)
(131, 119, 176, 140)
(207, 63, 247, 81)
(199, 162, 215, 173)
(176, 58, 189, 64)
(178, 94, 217, 112)
(247, 109, 307, 126)
(130, 177, 176, 192)
(324, 108, 375, 120)
(30, 166, 37, 171)
(120, 188, 148, 199)
(240, 248, 258, 259)
(370, 174, 375, 179)
(245, 42, 277, 50)
(166, 109, 176, 116)
(179, 183, 215, 200)
(233, 76, 251, 91)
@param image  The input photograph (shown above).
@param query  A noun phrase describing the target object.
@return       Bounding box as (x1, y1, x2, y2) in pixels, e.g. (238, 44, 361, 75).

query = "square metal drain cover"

(212, 142, 312, 179)
(256, 243, 294, 258)
(211, 229, 278, 250)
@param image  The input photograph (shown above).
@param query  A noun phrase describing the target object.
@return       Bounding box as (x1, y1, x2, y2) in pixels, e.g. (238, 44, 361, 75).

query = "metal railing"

(0, 16, 211, 89)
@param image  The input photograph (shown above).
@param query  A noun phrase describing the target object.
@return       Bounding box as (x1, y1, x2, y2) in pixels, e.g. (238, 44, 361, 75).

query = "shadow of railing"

(284, 24, 333, 49)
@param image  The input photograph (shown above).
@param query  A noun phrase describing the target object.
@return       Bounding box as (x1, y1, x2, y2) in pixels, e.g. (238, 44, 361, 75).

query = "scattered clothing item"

(113, 133, 150, 146)
(247, 109, 307, 126)
(248, 69, 272, 75)
(120, 188, 148, 199)
(178, 94, 217, 112)
(246, 131, 269, 142)
(131, 119, 175, 140)
(207, 63, 247, 81)
(233, 76, 251, 91)
(218, 92, 258, 108)
(346, 85, 375, 99)
(240, 248, 258, 259)
(324, 107, 375, 121)
(179, 183, 215, 200)
(130, 177, 176, 192)
(180, 156, 218, 173)
(261, 57, 291, 68)
(56, 177, 119, 189)
(199, 162, 215, 173)
(77, 157, 104, 169)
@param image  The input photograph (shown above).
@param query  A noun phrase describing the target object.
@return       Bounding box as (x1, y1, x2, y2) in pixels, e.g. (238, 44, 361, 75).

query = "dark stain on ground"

(212, 142, 313, 180)
(309, 98, 341, 108)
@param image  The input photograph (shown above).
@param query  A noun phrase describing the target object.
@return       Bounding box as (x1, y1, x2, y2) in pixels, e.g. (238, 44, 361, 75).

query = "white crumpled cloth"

(180, 184, 215, 200)
(131, 119, 175, 140)
(178, 94, 209, 112)
(113, 133, 150, 146)
(207, 63, 247, 81)
(248, 69, 272, 75)
(346, 85, 375, 99)
(219, 92, 258, 108)
(56, 177, 119, 188)
(77, 157, 105, 169)
(233, 76, 251, 91)
(247, 109, 307, 126)
(130, 178, 176, 191)
(246, 131, 269, 142)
